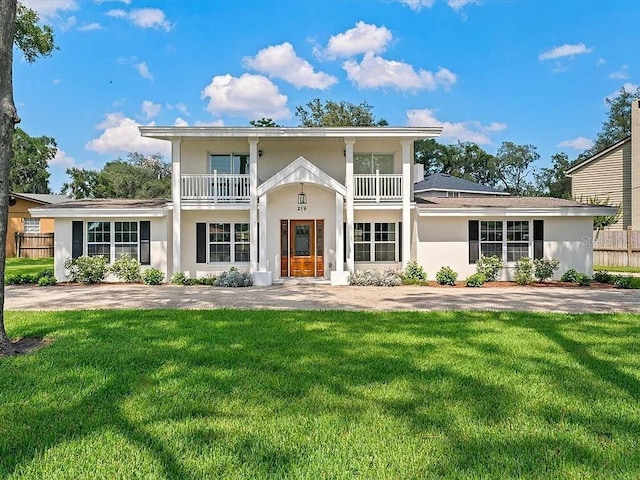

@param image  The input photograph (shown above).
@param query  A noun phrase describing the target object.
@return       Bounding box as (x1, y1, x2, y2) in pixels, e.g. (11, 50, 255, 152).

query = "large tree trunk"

(0, 0, 18, 355)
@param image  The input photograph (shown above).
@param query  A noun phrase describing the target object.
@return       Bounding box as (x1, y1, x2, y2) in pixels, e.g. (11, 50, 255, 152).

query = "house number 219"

(297, 205, 307, 211)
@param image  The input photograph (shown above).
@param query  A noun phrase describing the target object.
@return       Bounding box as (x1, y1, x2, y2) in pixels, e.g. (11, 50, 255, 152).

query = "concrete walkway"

(5, 283, 640, 313)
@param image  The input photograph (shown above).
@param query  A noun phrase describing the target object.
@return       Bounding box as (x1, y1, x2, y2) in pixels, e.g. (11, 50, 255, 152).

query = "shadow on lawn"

(1, 310, 638, 478)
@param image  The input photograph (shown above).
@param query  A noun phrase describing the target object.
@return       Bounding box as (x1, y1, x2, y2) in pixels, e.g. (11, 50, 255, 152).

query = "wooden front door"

(280, 219, 325, 277)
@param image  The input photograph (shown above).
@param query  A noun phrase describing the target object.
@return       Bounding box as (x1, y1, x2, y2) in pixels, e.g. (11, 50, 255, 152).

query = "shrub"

(214, 267, 252, 287)
(614, 275, 633, 289)
(476, 255, 503, 282)
(6, 273, 33, 285)
(109, 255, 141, 283)
(593, 270, 613, 284)
(142, 267, 164, 285)
(348, 269, 402, 287)
(561, 269, 580, 283)
(465, 273, 486, 287)
(199, 276, 218, 286)
(435, 266, 458, 286)
(37, 275, 57, 286)
(576, 274, 592, 287)
(64, 256, 109, 283)
(533, 258, 560, 282)
(514, 257, 534, 285)
(170, 272, 187, 285)
(403, 261, 427, 283)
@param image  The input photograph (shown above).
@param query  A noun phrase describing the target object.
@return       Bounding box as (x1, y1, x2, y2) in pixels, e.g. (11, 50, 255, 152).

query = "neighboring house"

(8, 193, 67, 257)
(32, 126, 615, 284)
(414, 172, 509, 199)
(566, 98, 640, 229)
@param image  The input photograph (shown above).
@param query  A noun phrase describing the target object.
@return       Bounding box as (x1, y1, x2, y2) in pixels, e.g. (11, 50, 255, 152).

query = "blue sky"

(15, 0, 639, 192)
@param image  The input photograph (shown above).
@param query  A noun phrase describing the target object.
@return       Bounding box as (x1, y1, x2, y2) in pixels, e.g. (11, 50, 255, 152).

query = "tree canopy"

(14, 2, 55, 64)
(249, 117, 281, 127)
(295, 98, 388, 127)
(10, 126, 55, 193)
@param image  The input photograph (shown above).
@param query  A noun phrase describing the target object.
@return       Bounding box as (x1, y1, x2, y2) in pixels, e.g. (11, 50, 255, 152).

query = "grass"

(595, 265, 640, 273)
(5, 257, 53, 278)
(1, 309, 639, 479)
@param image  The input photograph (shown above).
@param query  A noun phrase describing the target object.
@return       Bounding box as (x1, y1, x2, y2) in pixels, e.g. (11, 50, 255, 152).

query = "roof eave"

(417, 206, 618, 217)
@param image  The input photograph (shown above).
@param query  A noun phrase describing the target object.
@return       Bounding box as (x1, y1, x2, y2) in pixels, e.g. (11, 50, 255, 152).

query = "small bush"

(199, 276, 218, 286)
(576, 274, 592, 286)
(109, 255, 142, 283)
(214, 267, 252, 287)
(37, 275, 57, 286)
(593, 270, 613, 284)
(514, 257, 534, 285)
(142, 267, 164, 285)
(465, 273, 486, 287)
(6, 273, 35, 285)
(533, 258, 560, 283)
(435, 266, 458, 286)
(349, 270, 402, 287)
(614, 275, 633, 289)
(561, 269, 580, 283)
(403, 261, 427, 283)
(64, 256, 109, 283)
(476, 255, 504, 282)
(170, 272, 187, 285)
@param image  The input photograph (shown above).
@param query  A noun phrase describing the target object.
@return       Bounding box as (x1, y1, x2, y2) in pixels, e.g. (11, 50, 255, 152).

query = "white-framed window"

(480, 220, 530, 262)
(209, 222, 250, 263)
(209, 153, 249, 174)
(354, 222, 398, 262)
(23, 217, 40, 234)
(446, 191, 461, 198)
(354, 153, 395, 174)
(115, 221, 139, 261)
(87, 221, 111, 262)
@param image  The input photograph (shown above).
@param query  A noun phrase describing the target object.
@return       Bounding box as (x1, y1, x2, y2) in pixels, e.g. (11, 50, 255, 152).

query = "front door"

(280, 219, 325, 277)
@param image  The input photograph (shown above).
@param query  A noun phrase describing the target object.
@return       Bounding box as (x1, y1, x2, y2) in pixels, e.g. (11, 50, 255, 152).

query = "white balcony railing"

(354, 172, 403, 202)
(181, 173, 250, 203)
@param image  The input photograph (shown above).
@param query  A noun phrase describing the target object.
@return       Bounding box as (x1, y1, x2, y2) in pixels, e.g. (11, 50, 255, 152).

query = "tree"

(578, 86, 640, 161)
(492, 142, 538, 195)
(295, 98, 388, 127)
(62, 153, 171, 199)
(10, 127, 55, 193)
(1, 0, 55, 354)
(533, 152, 572, 198)
(249, 117, 281, 127)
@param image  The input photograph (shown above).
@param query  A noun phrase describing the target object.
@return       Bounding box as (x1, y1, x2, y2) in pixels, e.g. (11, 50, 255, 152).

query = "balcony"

(181, 173, 250, 203)
(354, 173, 403, 202)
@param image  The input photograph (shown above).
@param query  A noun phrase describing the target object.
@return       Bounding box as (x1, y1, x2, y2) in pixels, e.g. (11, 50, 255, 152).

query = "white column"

(249, 138, 259, 273)
(401, 140, 412, 268)
(259, 193, 267, 270)
(335, 192, 344, 272)
(345, 140, 355, 273)
(171, 138, 182, 276)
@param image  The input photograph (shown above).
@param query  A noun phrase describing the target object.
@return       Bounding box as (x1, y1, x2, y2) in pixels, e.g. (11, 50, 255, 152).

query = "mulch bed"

(0, 337, 52, 357)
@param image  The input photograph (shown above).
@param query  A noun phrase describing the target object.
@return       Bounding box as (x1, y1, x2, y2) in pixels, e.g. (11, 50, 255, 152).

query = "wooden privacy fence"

(592, 228, 640, 267)
(14, 232, 54, 258)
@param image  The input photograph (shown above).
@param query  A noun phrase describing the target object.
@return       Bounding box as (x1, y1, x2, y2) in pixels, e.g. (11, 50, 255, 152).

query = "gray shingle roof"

(416, 196, 604, 208)
(414, 173, 508, 195)
(33, 198, 169, 209)
(12, 193, 68, 204)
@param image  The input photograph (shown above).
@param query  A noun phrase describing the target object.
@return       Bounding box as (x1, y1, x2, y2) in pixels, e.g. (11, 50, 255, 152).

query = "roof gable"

(565, 136, 631, 175)
(257, 156, 346, 197)
(414, 173, 508, 195)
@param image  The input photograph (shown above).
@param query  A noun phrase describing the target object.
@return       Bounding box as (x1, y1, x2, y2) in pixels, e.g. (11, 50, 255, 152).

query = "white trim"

(354, 204, 403, 210)
(417, 206, 618, 217)
(257, 156, 347, 197)
(29, 207, 170, 218)
(414, 187, 510, 196)
(181, 203, 250, 211)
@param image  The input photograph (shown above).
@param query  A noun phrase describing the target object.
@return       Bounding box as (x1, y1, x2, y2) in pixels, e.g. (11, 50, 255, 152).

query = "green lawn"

(1, 310, 639, 479)
(4, 257, 53, 278)
(595, 265, 640, 273)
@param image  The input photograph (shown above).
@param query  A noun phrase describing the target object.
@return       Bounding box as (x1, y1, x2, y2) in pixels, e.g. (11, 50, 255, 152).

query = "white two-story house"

(34, 126, 615, 285)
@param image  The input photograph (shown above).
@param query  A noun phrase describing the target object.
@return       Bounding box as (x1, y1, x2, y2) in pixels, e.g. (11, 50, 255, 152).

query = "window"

(446, 191, 461, 198)
(23, 217, 40, 234)
(354, 222, 397, 262)
(115, 222, 138, 260)
(354, 153, 394, 174)
(478, 220, 530, 262)
(87, 221, 111, 262)
(208, 222, 250, 263)
(209, 153, 249, 174)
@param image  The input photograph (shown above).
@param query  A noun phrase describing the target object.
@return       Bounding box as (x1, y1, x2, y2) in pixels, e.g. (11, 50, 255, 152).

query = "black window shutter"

(139, 221, 151, 265)
(72, 221, 83, 259)
(196, 223, 207, 264)
(343, 222, 347, 263)
(256, 222, 259, 264)
(469, 220, 479, 264)
(398, 222, 402, 263)
(533, 220, 544, 259)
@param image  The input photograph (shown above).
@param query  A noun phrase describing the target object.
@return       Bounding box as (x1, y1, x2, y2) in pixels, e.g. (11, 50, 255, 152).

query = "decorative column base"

(253, 271, 273, 286)
(330, 270, 350, 286)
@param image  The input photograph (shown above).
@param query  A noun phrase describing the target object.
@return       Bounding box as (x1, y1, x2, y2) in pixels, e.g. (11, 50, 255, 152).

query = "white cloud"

(60, 15, 76, 31)
(609, 65, 629, 80)
(605, 82, 640, 102)
(243, 42, 337, 90)
(78, 22, 104, 31)
(134, 62, 153, 81)
(557, 137, 593, 150)
(86, 113, 169, 155)
(167, 102, 189, 116)
(406, 108, 505, 145)
(399, 0, 435, 11)
(324, 21, 392, 58)
(201, 73, 290, 120)
(173, 117, 188, 127)
(141, 100, 161, 120)
(106, 8, 172, 31)
(21, 0, 78, 19)
(195, 120, 225, 127)
(447, 0, 481, 10)
(50, 149, 75, 168)
(344, 53, 456, 91)
(539, 43, 592, 61)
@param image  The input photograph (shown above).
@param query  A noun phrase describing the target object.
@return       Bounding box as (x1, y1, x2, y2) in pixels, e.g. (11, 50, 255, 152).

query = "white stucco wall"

(353, 209, 403, 273)
(415, 216, 595, 281)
